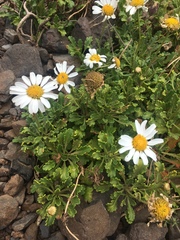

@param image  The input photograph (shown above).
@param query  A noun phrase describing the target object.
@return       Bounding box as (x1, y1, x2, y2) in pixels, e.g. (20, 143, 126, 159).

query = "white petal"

(130, 7, 137, 15)
(62, 61, 67, 72)
(38, 100, 46, 112)
(43, 92, 58, 99)
(125, 148, 135, 162)
(133, 151, 140, 164)
(10, 86, 27, 94)
(135, 120, 142, 134)
(36, 74, 43, 85)
(140, 152, 148, 165)
(22, 76, 31, 86)
(144, 148, 157, 161)
(29, 72, 36, 85)
(146, 130, 157, 140)
(144, 124, 156, 138)
(40, 97, 50, 108)
(148, 138, 164, 146)
(58, 84, 63, 91)
(66, 65, 74, 74)
(56, 63, 63, 73)
(118, 135, 132, 146)
(125, 5, 132, 13)
(14, 82, 28, 89)
(140, 120, 147, 133)
(64, 84, 71, 93)
(29, 99, 38, 114)
(68, 72, 78, 78)
(41, 76, 51, 87)
(67, 80, 75, 87)
(92, 6, 102, 14)
(119, 145, 133, 153)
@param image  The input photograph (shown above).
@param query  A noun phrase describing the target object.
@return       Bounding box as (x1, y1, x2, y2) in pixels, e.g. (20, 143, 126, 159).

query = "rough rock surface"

(0, 194, 19, 230)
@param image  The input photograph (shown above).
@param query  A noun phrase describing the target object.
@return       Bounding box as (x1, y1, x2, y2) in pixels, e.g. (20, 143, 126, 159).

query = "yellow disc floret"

(57, 72, 68, 84)
(90, 54, 101, 62)
(164, 17, 180, 29)
(27, 85, 44, 99)
(102, 4, 114, 16)
(132, 134, 147, 151)
(152, 198, 171, 221)
(114, 57, 121, 68)
(130, 0, 144, 6)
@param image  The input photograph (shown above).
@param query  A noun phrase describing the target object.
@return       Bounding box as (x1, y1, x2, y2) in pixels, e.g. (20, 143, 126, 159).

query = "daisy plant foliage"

(10, 0, 180, 227)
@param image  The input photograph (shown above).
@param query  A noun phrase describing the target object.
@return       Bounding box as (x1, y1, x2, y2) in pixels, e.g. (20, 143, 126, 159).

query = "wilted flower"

(118, 120, 164, 165)
(9, 72, 58, 114)
(135, 67, 142, 73)
(47, 206, 57, 216)
(92, 0, 119, 22)
(147, 193, 173, 227)
(83, 71, 104, 98)
(83, 48, 107, 68)
(108, 57, 121, 69)
(54, 61, 78, 93)
(160, 14, 180, 30)
(124, 0, 149, 15)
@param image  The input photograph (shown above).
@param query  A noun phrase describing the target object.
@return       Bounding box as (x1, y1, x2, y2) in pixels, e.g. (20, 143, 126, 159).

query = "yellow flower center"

(57, 72, 68, 84)
(102, 4, 114, 16)
(90, 54, 101, 62)
(132, 134, 147, 151)
(130, 0, 144, 7)
(114, 57, 121, 68)
(153, 198, 171, 221)
(26, 85, 44, 99)
(164, 17, 180, 29)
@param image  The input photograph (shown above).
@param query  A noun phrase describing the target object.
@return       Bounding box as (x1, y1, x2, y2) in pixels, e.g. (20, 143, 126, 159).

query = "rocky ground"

(0, 12, 180, 240)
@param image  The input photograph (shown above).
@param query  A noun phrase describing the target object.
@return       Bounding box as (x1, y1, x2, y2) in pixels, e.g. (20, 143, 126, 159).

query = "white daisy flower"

(83, 48, 107, 69)
(124, 0, 149, 15)
(118, 120, 164, 165)
(9, 72, 58, 114)
(54, 61, 78, 93)
(92, 0, 119, 22)
(108, 56, 121, 69)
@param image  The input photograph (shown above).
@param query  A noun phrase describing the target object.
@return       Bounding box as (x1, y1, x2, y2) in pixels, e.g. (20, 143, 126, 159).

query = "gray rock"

(0, 70, 15, 95)
(128, 222, 168, 240)
(12, 212, 38, 231)
(0, 137, 9, 149)
(0, 116, 13, 129)
(1, 43, 43, 77)
(48, 231, 65, 240)
(10, 158, 34, 182)
(4, 129, 16, 140)
(0, 194, 19, 230)
(14, 186, 26, 205)
(59, 200, 112, 240)
(4, 28, 19, 44)
(39, 47, 50, 63)
(24, 223, 38, 240)
(116, 234, 128, 240)
(11, 119, 27, 136)
(0, 167, 9, 177)
(3, 174, 24, 196)
(41, 29, 69, 53)
(39, 220, 50, 238)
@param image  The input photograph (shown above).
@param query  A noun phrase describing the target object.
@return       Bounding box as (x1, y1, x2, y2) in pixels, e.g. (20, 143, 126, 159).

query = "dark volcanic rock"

(0, 194, 19, 230)
(0, 43, 43, 77)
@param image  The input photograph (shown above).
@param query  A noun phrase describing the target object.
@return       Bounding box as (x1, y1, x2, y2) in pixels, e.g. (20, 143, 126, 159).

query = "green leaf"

(125, 198, 135, 224)
(84, 187, 93, 202)
(42, 160, 56, 171)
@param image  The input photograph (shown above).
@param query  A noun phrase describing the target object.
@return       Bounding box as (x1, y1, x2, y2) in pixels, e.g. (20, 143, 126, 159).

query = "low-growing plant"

(9, 0, 180, 230)
(0, 0, 89, 44)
